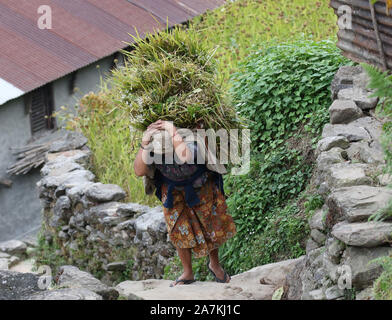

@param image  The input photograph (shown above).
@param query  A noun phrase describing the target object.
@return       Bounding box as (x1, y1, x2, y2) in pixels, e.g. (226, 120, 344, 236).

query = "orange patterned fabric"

(161, 173, 236, 258)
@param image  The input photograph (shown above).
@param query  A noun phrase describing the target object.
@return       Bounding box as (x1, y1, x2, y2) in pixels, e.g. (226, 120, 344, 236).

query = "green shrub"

(231, 39, 351, 151)
(223, 201, 309, 273)
(220, 146, 313, 273)
(35, 229, 67, 273)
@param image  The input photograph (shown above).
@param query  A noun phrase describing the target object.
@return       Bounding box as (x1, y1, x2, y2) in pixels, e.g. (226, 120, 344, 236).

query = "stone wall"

(36, 135, 175, 284)
(286, 65, 392, 300)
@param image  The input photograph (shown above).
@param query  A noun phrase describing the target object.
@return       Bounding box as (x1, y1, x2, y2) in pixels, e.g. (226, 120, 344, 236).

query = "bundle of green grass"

(109, 27, 240, 132)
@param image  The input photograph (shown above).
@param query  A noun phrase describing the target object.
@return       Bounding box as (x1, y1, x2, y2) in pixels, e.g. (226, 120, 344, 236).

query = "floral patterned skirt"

(161, 174, 236, 258)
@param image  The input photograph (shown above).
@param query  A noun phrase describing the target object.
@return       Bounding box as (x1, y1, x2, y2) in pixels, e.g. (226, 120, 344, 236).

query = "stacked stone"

(0, 240, 32, 271)
(287, 65, 392, 300)
(36, 139, 175, 283)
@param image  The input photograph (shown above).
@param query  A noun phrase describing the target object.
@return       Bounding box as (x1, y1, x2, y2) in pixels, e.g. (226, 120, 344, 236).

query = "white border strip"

(0, 78, 25, 106)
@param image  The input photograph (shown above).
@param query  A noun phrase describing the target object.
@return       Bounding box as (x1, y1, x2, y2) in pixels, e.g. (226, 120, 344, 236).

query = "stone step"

(322, 123, 371, 142)
(9, 259, 36, 274)
(327, 185, 392, 222)
(115, 258, 303, 300)
(329, 100, 363, 124)
(316, 136, 350, 157)
(332, 221, 392, 247)
(346, 141, 385, 165)
(326, 163, 372, 189)
(349, 117, 383, 142)
(0, 240, 27, 257)
(341, 246, 392, 290)
(337, 88, 378, 110)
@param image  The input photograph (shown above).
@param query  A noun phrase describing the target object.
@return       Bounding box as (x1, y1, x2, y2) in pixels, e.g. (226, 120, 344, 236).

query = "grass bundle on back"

(109, 26, 241, 132)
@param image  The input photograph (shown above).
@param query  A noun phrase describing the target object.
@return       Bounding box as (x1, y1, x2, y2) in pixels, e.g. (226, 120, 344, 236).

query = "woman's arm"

(134, 127, 158, 177)
(134, 147, 150, 177)
(148, 120, 193, 164)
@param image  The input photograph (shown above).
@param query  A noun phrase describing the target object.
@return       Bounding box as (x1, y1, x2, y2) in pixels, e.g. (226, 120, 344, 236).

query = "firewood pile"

(6, 142, 51, 175)
(6, 130, 88, 176)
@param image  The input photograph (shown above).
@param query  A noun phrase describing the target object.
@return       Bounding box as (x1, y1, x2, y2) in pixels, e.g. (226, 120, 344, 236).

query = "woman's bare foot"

(170, 271, 195, 287)
(208, 260, 230, 283)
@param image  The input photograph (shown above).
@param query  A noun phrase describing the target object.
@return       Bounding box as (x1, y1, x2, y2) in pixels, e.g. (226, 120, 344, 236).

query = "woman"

(134, 120, 236, 287)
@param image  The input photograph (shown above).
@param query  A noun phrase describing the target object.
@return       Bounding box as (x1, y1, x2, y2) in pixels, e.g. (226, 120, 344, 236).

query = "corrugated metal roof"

(331, 0, 392, 71)
(0, 0, 225, 105)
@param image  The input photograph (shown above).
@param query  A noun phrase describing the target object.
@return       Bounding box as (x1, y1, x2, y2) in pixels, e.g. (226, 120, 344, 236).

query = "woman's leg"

(171, 247, 194, 286)
(208, 248, 230, 283)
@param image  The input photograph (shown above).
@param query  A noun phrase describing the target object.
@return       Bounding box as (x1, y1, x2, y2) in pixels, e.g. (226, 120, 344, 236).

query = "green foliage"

(110, 26, 240, 132)
(115, 259, 135, 285)
(35, 229, 67, 273)
(245, 202, 309, 269)
(225, 148, 312, 235)
(371, 255, 392, 300)
(369, 200, 392, 222)
(221, 148, 313, 274)
(304, 194, 325, 217)
(231, 40, 351, 151)
(344, 288, 357, 300)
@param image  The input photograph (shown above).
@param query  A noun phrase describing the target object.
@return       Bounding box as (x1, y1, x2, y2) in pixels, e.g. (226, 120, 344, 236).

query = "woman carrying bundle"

(134, 119, 236, 287)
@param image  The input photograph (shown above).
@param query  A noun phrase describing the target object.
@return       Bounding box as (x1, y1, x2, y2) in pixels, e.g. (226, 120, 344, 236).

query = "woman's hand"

(141, 127, 159, 148)
(144, 119, 193, 164)
(147, 120, 176, 137)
